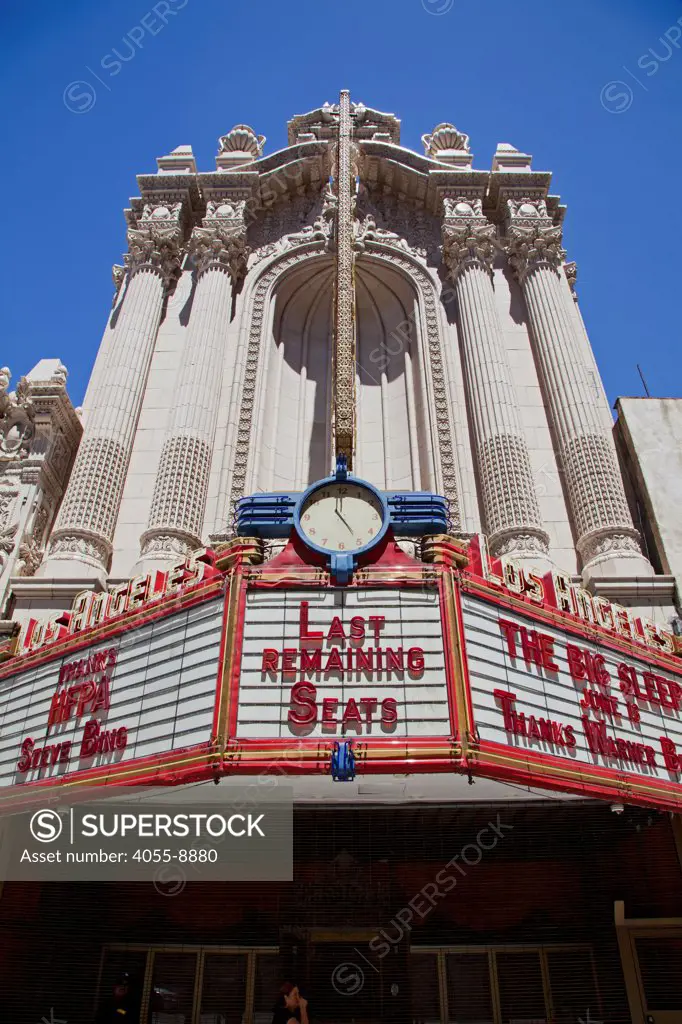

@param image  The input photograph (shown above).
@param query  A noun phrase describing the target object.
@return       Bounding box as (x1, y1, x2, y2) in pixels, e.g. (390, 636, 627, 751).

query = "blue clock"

(294, 458, 390, 582)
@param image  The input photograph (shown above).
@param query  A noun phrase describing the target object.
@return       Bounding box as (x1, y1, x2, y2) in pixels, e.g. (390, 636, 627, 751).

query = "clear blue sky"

(1, 0, 681, 406)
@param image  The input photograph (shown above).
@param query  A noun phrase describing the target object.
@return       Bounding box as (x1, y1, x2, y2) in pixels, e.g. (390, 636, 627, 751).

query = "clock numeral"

(338, 542, 345, 550)
(356, 538, 363, 547)
(308, 528, 316, 536)
(321, 538, 328, 546)
(368, 528, 374, 536)
(303, 513, 310, 522)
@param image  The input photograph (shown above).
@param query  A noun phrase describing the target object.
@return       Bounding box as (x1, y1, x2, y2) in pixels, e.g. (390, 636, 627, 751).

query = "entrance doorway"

(307, 941, 381, 1023)
(96, 945, 281, 1024)
(409, 945, 602, 1024)
(616, 902, 682, 1024)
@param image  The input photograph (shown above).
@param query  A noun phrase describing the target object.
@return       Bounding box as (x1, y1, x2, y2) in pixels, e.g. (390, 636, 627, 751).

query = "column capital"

(124, 200, 188, 287)
(190, 219, 249, 283)
(441, 198, 496, 278)
(125, 222, 183, 286)
(502, 198, 566, 280)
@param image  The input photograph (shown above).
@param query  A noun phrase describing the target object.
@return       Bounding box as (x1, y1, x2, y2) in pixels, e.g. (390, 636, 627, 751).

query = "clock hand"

(335, 509, 353, 531)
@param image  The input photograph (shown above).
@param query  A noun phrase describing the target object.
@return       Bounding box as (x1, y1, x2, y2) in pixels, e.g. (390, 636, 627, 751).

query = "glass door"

(410, 945, 601, 1024)
(97, 946, 281, 1024)
(633, 933, 682, 1024)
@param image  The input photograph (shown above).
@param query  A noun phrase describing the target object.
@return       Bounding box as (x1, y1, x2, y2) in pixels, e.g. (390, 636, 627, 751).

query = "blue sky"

(1, 0, 681, 406)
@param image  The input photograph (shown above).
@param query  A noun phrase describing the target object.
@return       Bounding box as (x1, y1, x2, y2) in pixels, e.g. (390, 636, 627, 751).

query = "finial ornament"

(422, 122, 470, 158)
(218, 124, 266, 159)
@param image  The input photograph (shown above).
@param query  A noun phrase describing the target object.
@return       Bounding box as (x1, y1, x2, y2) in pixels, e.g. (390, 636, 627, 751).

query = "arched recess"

(233, 244, 460, 522)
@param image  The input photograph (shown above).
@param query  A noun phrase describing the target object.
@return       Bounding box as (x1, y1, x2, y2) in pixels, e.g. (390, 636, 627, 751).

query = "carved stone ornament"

(218, 125, 266, 158)
(489, 528, 551, 558)
(140, 528, 201, 559)
(206, 199, 247, 221)
(46, 529, 113, 569)
(191, 223, 250, 283)
(503, 198, 565, 280)
(0, 521, 18, 572)
(112, 264, 126, 300)
(126, 212, 183, 286)
(249, 185, 339, 267)
(564, 260, 578, 290)
(505, 222, 566, 281)
(0, 374, 36, 462)
(0, 489, 17, 529)
(422, 123, 470, 158)
(354, 214, 405, 252)
(576, 526, 643, 566)
(442, 219, 497, 278)
(16, 538, 43, 577)
(0, 368, 10, 419)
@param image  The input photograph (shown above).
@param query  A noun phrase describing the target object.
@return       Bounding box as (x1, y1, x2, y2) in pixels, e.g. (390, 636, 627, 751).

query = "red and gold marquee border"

(1, 534, 681, 814)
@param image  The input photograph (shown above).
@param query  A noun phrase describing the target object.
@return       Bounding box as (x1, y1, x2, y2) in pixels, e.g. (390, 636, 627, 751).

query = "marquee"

(0, 530, 680, 813)
(456, 576, 682, 811)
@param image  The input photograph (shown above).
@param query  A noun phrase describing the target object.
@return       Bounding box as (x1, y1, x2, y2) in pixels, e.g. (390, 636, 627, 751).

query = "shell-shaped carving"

(218, 124, 266, 157)
(422, 122, 470, 157)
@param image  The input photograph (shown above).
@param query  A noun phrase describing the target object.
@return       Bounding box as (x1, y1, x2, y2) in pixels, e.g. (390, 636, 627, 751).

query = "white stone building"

(2, 101, 678, 627)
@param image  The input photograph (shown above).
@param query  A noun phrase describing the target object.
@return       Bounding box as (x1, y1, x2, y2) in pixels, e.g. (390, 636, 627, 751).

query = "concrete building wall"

(616, 396, 682, 608)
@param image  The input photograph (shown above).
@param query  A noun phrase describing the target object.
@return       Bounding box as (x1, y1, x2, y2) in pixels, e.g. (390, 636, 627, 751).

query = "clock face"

(298, 483, 385, 553)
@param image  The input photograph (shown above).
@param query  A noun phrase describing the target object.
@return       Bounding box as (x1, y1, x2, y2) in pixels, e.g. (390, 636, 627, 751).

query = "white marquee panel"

(461, 593, 682, 786)
(236, 587, 451, 739)
(0, 596, 224, 786)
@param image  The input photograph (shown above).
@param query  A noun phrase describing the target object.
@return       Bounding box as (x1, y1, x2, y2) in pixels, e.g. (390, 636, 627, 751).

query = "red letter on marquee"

(498, 620, 519, 658)
(261, 649, 279, 674)
(288, 682, 318, 726)
(299, 602, 323, 646)
(660, 737, 681, 774)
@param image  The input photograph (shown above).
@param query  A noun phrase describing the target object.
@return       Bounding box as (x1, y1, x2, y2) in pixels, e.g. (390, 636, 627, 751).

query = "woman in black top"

(272, 983, 309, 1024)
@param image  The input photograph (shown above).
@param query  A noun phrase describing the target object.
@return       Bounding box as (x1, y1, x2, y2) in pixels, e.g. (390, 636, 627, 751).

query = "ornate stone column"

(41, 213, 182, 578)
(138, 203, 248, 564)
(504, 200, 653, 579)
(442, 199, 549, 564)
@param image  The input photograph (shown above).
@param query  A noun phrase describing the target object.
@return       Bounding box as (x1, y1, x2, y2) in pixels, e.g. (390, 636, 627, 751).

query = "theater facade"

(0, 96, 681, 1024)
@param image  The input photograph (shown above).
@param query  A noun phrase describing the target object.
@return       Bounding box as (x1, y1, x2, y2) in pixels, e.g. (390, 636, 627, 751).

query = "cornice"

(134, 172, 202, 210)
(488, 169, 554, 220)
(27, 384, 82, 442)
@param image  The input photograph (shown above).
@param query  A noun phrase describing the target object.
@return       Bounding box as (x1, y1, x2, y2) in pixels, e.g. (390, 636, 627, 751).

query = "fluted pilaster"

(138, 224, 241, 563)
(506, 211, 652, 578)
(42, 253, 177, 577)
(443, 206, 548, 564)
